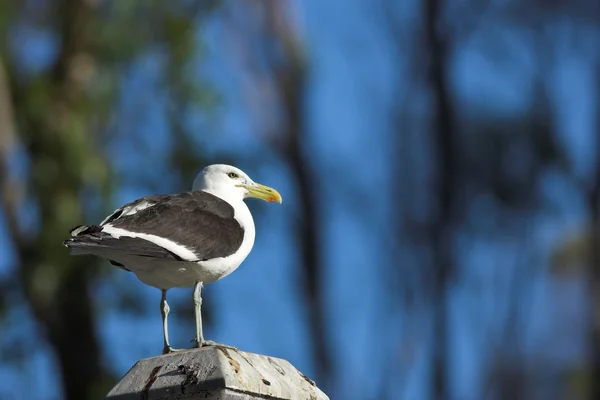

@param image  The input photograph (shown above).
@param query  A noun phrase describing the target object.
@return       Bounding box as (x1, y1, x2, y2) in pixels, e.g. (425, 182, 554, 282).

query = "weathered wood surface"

(106, 346, 329, 400)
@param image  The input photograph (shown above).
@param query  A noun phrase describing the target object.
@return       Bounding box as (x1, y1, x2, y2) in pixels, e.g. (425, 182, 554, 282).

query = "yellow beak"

(240, 183, 282, 204)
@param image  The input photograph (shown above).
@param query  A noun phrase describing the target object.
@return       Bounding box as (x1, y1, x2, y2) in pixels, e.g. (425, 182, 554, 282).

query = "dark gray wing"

(102, 191, 244, 261)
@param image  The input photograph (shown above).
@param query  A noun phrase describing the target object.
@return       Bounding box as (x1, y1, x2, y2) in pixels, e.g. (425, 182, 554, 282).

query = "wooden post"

(106, 346, 329, 400)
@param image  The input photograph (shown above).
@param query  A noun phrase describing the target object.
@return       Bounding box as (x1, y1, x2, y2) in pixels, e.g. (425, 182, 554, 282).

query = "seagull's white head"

(192, 164, 282, 204)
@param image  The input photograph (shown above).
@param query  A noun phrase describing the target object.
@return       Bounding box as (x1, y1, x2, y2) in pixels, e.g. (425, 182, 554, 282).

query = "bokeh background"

(0, 0, 599, 399)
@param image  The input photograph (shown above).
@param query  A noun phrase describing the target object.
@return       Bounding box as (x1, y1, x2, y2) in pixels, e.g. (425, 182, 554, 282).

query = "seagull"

(64, 164, 282, 354)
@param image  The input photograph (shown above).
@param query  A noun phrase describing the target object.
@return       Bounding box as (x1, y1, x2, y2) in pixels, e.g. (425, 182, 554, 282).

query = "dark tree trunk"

(423, 0, 456, 398)
(264, 2, 333, 389)
(279, 49, 333, 391)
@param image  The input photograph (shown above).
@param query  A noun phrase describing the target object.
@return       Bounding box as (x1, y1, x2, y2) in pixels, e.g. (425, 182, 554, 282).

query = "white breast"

(193, 197, 256, 280)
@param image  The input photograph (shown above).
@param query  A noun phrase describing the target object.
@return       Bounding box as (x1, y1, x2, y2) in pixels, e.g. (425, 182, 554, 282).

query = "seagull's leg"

(161, 289, 178, 354)
(191, 281, 237, 350)
(193, 280, 204, 348)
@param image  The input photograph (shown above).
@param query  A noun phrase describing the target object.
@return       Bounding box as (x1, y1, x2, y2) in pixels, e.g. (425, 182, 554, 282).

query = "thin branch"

(0, 60, 25, 247)
(263, 0, 334, 389)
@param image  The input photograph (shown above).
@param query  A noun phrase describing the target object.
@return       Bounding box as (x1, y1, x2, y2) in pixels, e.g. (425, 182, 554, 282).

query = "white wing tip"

(69, 225, 89, 237)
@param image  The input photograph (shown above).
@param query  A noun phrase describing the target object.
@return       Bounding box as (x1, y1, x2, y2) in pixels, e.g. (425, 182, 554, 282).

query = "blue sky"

(0, 1, 598, 399)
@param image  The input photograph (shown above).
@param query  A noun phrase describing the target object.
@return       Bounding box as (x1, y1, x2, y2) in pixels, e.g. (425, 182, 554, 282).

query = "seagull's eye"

(228, 172, 239, 179)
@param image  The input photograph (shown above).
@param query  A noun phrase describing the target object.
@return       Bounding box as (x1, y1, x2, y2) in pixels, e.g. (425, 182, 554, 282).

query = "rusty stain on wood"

(217, 347, 241, 374)
(142, 365, 163, 399)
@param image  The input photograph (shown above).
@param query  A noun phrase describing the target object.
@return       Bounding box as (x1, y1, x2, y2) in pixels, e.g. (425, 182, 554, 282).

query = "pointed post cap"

(106, 346, 329, 400)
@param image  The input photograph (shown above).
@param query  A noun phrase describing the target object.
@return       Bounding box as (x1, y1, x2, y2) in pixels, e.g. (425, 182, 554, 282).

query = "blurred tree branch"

(262, 1, 333, 388)
(422, 0, 457, 398)
(0, 59, 22, 249)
